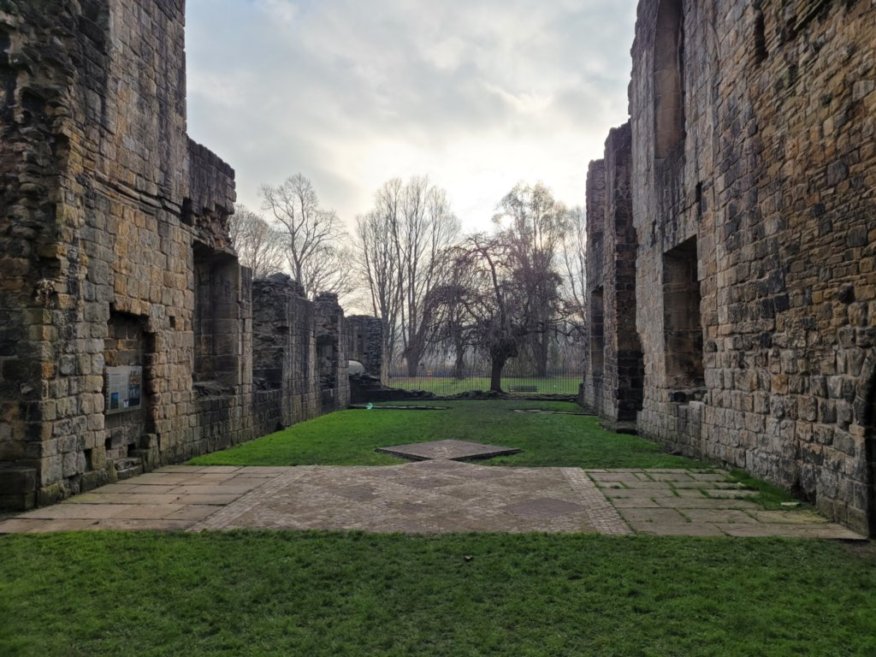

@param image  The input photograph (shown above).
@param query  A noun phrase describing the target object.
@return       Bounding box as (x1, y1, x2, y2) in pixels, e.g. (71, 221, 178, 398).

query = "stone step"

(0, 465, 37, 510)
(114, 458, 144, 481)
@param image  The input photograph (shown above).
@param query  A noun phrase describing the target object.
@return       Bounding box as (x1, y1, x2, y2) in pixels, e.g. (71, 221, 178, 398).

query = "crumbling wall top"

(187, 138, 236, 252)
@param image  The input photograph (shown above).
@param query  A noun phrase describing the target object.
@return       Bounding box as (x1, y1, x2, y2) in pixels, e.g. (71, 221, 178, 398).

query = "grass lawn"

(4, 402, 871, 655)
(388, 375, 581, 395)
(1, 531, 874, 657)
(190, 400, 704, 469)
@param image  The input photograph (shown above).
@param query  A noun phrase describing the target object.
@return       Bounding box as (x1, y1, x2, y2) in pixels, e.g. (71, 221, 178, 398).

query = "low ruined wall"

(346, 315, 386, 384)
(252, 274, 320, 432)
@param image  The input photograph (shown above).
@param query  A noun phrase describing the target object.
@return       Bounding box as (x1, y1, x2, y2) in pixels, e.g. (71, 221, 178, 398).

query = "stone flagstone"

(376, 439, 521, 461)
(0, 465, 865, 540)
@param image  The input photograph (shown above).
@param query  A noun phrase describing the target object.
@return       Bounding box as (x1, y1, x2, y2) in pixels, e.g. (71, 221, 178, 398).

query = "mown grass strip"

(190, 400, 705, 469)
(1, 531, 874, 657)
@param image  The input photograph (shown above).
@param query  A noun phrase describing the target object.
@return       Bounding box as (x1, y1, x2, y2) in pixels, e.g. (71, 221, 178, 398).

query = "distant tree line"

(230, 173, 586, 392)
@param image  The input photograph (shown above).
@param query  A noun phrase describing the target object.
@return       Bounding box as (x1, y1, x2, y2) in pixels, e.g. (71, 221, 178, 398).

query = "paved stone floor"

(0, 463, 865, 539)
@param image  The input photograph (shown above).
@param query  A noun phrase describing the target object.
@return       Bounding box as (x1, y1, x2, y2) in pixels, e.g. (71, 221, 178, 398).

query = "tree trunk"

(382, 336, 395, 378)
(534, 334, 548, 377)
(490, 357, 506, 393)
(453, 348, 465, 380)
(405, 354, 419, 377)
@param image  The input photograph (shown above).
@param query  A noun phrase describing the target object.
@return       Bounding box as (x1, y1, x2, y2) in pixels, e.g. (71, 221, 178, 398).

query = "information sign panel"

(104, 366, 143, 415)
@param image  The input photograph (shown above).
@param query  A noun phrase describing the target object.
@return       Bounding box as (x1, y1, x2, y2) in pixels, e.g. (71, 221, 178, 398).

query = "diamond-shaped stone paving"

(375, 438, 521, 461)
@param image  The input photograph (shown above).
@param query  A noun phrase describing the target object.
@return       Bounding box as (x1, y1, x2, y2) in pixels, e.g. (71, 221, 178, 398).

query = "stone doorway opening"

(653, 0, 685, 159)
(662, 237, 704, 401)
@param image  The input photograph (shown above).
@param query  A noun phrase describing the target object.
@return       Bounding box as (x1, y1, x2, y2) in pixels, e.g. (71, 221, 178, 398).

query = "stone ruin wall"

(584, 0, 876, 534)
(346, 315, 387, 384)
(582, 125, 643, 428)
(581, 160, 606, 414)
(251, 275, 319, 433)
(314, 292, 350, 414)
(0, 0, 362, 509)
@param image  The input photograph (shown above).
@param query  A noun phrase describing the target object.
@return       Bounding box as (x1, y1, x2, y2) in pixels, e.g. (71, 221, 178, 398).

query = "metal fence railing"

(387, 372, 581, 396)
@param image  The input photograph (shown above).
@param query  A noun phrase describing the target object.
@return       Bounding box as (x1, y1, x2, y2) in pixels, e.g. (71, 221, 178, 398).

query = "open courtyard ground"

(1, 400, 873, 656)
(188, 400, 705, 469)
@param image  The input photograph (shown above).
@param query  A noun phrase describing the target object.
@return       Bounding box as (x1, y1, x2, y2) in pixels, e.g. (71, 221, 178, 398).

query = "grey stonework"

(251, 274, 318, 430)
(314, 292, 350, 413)
(346, 315, 387, 383)
(583, 0, 876, 535)
(0, 1, 368, 510)
(582, 124, 643, 427)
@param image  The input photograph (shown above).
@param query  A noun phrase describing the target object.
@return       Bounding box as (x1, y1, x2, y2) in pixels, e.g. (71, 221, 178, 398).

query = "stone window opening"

(193, 243, 241, 393)
(104, 310, 152, 466)
(181, 198, 194, 226)
(753, 5, 768, 64)
(317, 335, 338, 412)
(653, 0, 685, 160)
(662, 237, 704, 400)
(317, 335, 337, 390)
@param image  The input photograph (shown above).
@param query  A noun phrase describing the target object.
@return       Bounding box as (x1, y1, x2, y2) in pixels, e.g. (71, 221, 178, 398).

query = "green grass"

(726, 469, 804, 510)
(190, 400, 704, 469)
(1, 531, 874, 657)
(389, 375, 581, 395)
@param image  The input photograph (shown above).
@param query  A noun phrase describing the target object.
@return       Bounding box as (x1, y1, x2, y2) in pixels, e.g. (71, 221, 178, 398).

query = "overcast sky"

(185, 0, 638, 234)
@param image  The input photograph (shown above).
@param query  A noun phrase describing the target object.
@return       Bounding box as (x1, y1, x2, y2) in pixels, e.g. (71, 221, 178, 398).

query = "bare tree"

(261, 173, 345, 298)
(228, 204, 285, 280)
(492, 182, 569, 376)
(560, 205, 587, 334)
(356, 183, 403, 371)
(396, 178, 460, 376)
(356, 177, 460, 376)
(430, 260, 478, 380)
(301, 242, 357, 303)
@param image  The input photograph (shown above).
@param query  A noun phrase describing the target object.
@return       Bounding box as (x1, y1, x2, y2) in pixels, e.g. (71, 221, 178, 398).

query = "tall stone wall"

(586, 0, 876, 534)
(582, 160, 605, 413)
(582, 125, 643, 426)
(0, 1, 362, 510)
(0, 0, 199, 505)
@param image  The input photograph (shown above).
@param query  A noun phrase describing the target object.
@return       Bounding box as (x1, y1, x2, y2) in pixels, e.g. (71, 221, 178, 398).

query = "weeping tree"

(429, 261, 478, 380)
(492, 182, 569, 376)
(442, 236, 531, 393)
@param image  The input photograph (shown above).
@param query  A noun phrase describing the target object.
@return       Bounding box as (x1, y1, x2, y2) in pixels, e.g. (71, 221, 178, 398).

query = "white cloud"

(259, 0, 300, 25)
(185, 0, 637, 232)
